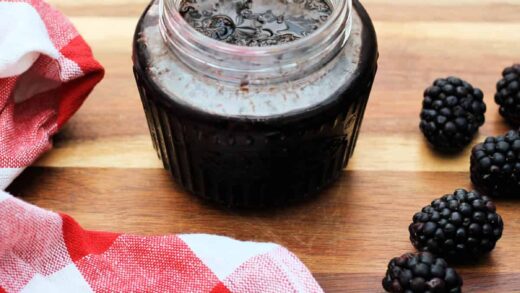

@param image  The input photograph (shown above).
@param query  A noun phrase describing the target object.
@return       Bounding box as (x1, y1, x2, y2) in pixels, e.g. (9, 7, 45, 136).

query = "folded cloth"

(0, 0, 105, 188)
(0, 1, 323, 292)
(0, 191, 323, 292)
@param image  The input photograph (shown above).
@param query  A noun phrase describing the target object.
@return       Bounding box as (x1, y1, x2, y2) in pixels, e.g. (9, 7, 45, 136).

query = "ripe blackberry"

(471, 130, 520, 197)
(495, 64, 520, 125)
(420, 77, 486, 152)
(382, 252, 462, 293)
(409, 189, 503, 259)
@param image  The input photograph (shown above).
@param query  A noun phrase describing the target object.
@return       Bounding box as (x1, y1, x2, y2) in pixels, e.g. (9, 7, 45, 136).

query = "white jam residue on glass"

(143, 3, 362, 117)
(179, 0, 333, 46)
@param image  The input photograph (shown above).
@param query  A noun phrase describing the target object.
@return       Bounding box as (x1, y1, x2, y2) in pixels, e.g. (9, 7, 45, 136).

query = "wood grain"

(8, 169, 520, 291)
(10, 0, 520, 291)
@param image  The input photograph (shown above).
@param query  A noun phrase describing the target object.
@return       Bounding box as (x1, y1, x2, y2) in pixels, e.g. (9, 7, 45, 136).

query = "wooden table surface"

(7, 0, 520, 292)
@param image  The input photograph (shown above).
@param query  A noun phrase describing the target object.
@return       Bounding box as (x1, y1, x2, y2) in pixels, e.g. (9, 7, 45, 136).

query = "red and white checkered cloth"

(0, 1, 323, 292)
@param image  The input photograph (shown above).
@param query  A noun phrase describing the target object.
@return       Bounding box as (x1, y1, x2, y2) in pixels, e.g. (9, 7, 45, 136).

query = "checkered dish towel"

(0, 1, 323, 292)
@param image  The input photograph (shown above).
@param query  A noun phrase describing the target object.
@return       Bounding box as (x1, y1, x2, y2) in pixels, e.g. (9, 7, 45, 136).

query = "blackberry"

(382, 252, 462, 293)
(409, 189, 503, 259)
(471, 130, 520, 197)
(420, 77, 486, 152)
(495, 64, 520, 125)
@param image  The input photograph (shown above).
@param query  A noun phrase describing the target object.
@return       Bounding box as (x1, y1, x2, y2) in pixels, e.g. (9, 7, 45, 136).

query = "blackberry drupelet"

(409, 189, 503, 259)
(471, 130, 520, 197)
(382, 252, 462, 293)
(495, 64, 520, 125)
(420, 77, 486, 152)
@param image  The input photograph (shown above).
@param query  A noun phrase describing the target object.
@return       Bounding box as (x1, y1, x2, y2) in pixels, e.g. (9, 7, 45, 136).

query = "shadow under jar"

(132, 0, 378, 208)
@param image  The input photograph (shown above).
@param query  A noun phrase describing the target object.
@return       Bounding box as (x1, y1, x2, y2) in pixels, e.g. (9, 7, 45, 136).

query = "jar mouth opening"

(161, 0, 350, 56)
(159, 0, 353, 84)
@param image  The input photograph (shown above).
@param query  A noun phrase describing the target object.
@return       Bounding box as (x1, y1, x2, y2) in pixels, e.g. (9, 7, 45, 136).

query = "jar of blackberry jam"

(133, 0, 378, 208)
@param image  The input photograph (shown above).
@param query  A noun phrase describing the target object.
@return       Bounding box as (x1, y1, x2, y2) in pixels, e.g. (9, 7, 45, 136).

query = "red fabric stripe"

(56, 35, 104, 128)
(0, 35, 103, 168)
(211, 282, 232, 293)
(76, 235, 222, 292)
(0, 56, 60, 168)
(60, 213, 120, 262)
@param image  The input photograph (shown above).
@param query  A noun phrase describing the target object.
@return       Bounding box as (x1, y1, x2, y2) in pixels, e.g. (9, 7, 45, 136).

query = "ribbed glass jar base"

(134, 68, 374, 208)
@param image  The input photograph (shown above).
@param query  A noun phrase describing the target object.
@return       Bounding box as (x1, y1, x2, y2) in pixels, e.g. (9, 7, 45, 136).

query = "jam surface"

(179, 0, 333, 46)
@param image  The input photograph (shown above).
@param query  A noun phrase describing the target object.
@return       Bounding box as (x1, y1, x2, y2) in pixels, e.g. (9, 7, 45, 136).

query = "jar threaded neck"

(159, 0, 352, 85)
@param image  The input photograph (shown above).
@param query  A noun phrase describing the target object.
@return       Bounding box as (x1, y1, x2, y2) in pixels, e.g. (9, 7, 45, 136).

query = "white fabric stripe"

(58, 55, 84, 81)
(179, 234, 278, 280)
(21, 264, 94, 293)
(0, 3, 59, 78)
(11, 54, 84, 104)
(0, 190, 12, 203)
(0, 167, 24, 190)
(268, 247, 315, 293)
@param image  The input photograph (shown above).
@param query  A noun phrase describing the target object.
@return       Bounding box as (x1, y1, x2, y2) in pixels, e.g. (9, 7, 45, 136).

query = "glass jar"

(133, 0, 378, 208)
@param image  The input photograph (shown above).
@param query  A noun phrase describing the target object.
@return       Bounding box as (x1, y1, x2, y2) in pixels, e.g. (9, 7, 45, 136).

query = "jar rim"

(159, 0, 353, 84)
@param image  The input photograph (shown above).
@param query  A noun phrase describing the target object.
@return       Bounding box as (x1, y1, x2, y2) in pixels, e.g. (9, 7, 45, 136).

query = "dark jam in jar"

(179, 0, 333, 46)
(133, 0, 378, 208)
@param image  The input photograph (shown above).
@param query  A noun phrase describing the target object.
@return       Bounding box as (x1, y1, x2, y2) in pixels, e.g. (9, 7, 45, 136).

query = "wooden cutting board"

(8, 0, 520, 291)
